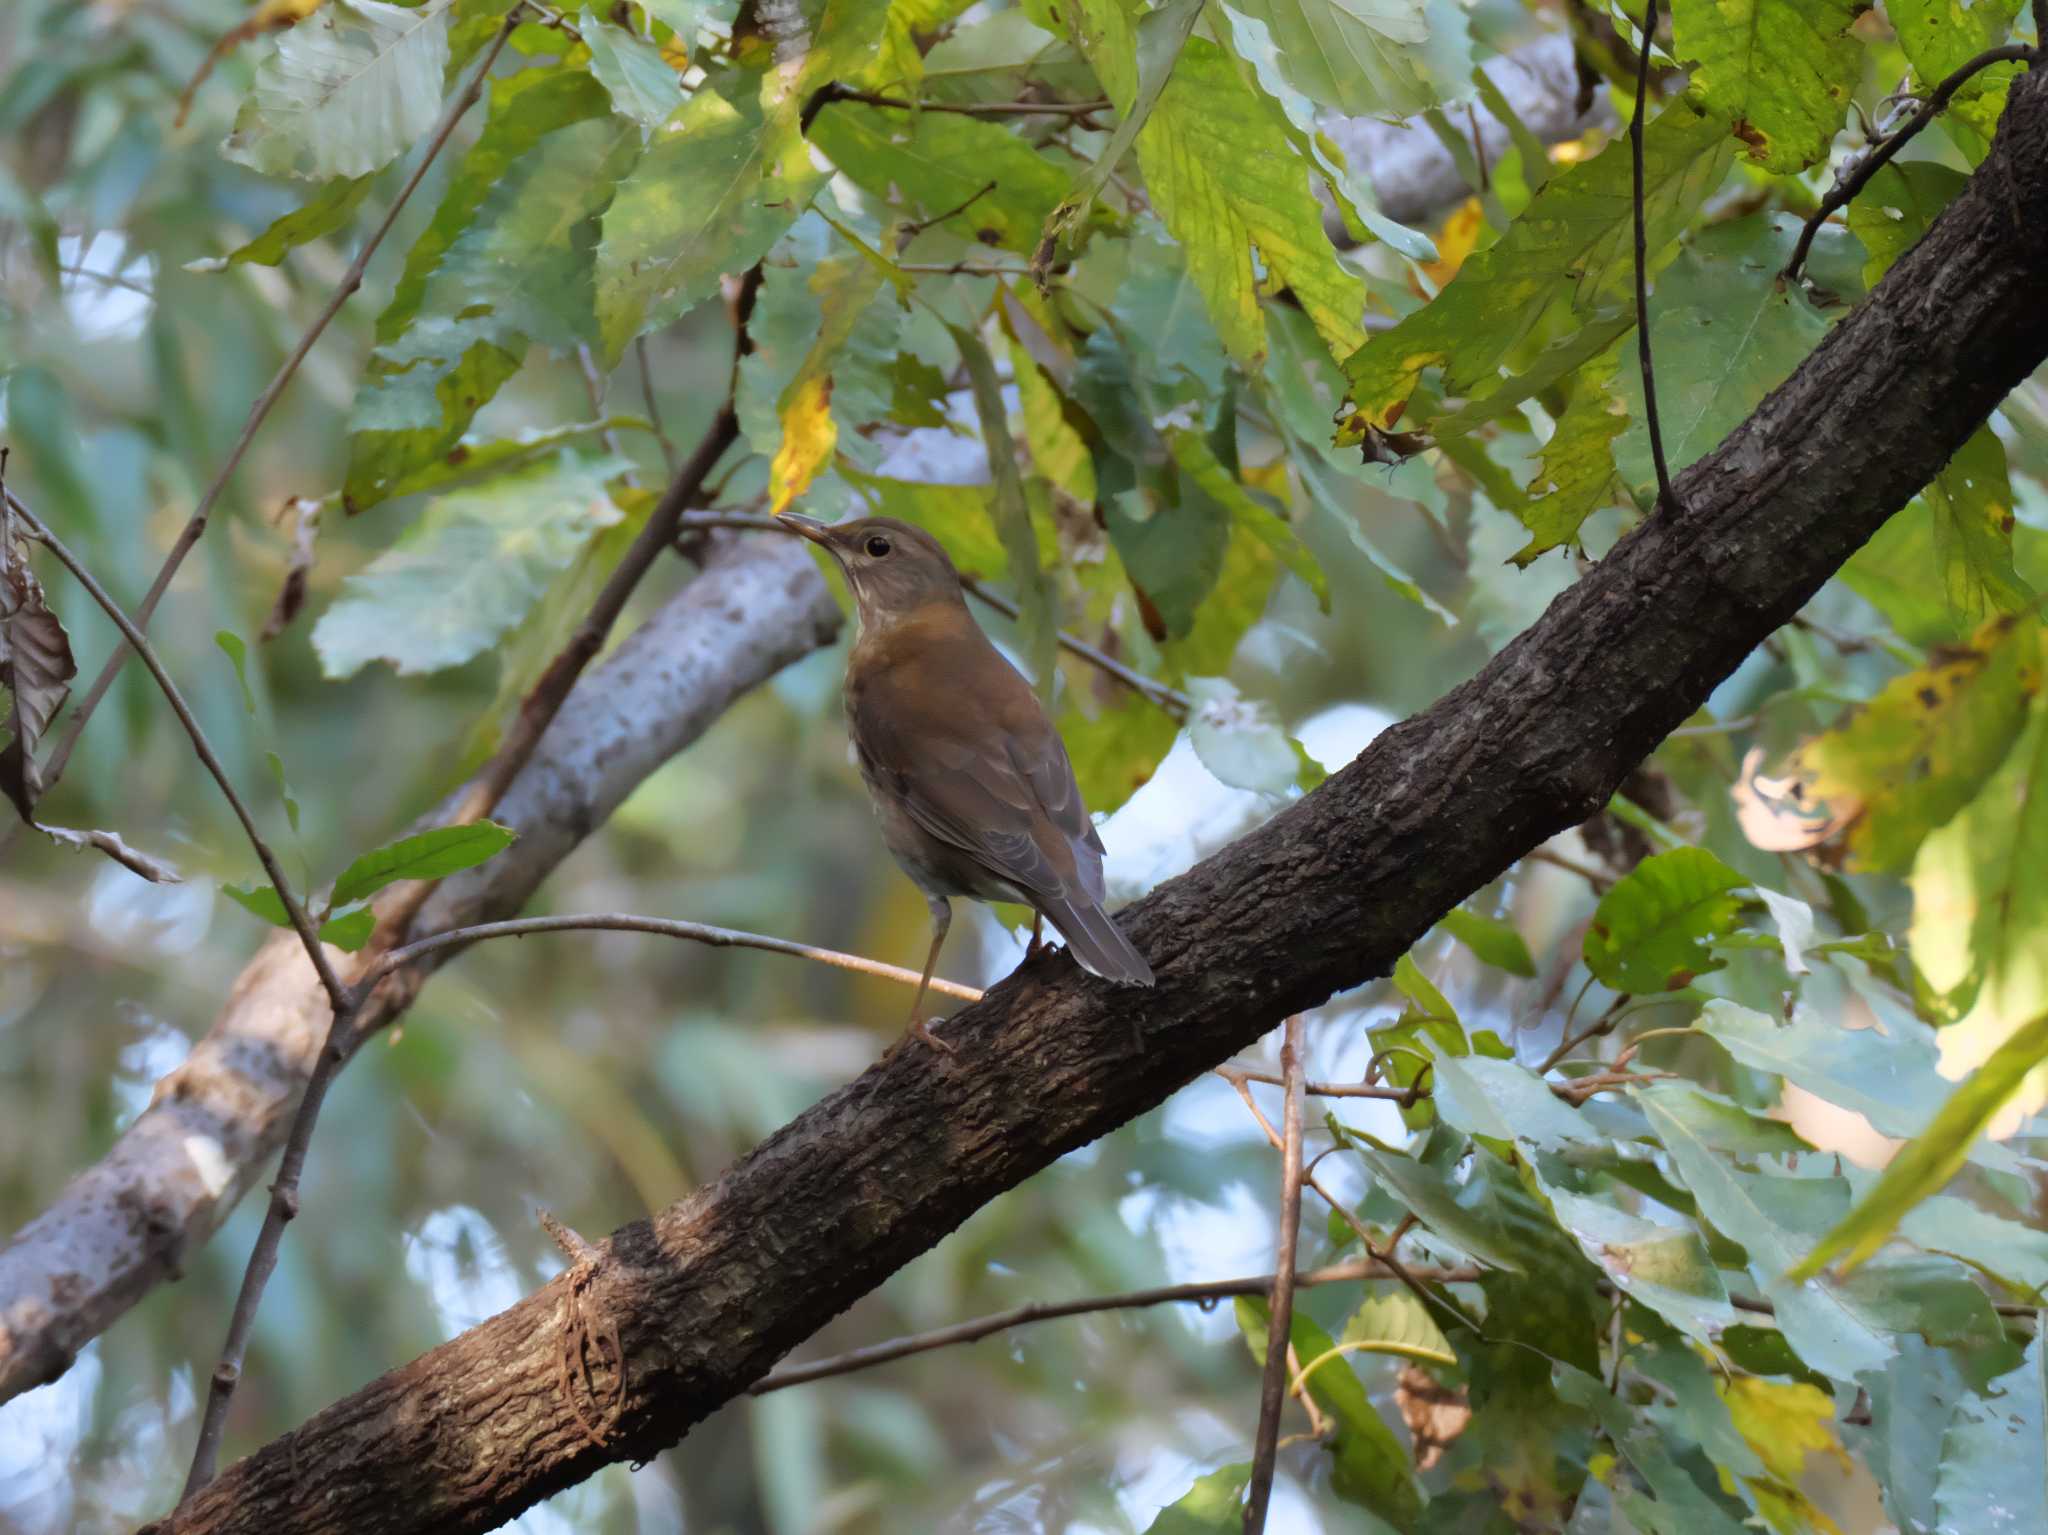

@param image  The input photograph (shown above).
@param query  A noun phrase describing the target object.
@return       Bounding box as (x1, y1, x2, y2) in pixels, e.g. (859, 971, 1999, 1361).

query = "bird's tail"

(1041, 896, 1155, 986)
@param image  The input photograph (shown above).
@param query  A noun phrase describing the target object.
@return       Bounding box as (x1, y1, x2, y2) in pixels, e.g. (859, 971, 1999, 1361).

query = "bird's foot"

(911, 1015, 958, 1056)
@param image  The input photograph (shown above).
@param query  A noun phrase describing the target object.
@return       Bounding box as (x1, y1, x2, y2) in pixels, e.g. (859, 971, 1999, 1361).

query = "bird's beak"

(778, 511, 834, 547)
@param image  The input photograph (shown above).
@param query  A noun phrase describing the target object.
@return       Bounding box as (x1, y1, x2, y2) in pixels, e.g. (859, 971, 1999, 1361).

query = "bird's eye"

(864, 535, 892, 558)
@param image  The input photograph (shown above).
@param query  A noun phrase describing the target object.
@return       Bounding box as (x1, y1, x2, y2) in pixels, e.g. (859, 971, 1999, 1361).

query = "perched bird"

(781, 512, 1154, 1052)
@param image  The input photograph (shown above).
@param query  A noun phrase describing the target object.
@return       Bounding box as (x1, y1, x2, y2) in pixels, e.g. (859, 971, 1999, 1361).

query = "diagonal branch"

(140, 63, 2048, 1535)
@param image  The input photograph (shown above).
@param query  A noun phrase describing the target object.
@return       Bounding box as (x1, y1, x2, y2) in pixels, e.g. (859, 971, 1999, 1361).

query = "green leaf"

(331, 821, 517, 906)
(1614, 214, 1835, 502)
(266, 751, 301, 836)
(580, 9, 686, 125)
(1165, 426, 1327, 609)
(1921, 425, 2034, 623)
(1696, 998, 1957, 1141)
(1221, 0, 1452, 117)
(1509, 341, 1628, 564)
(1638, 1086, 1895, 1379)
(345, 72, 637, 509)
(1889, 0, 2028, 144)
(1235, 1297, 1424, 1523)
(1846, 161, 1969, 288)
(1185, 676, 1299, 795)
(812, 102, 1072, 255)
(191, 175, 375, 270)
(1141, 1463, 1251, 1533)
(1792, 1012, 2048, 1278)
(1669, 0, 1863, 172)
(1429, 1055, 1598, 1152)
(1784, 613, 2039, 872)
(222, 882, 292, 927)
(1037, 0, 1205, 266)
(1584, 846, 1749, 993)
(1340, 94, 1732, 434)
(1535, 1171, 1738, 1346)
(1438, 906, 1535, 976)
(318, 905, 378, 951)
(223, 0, 452, 181)
(365, 416, 653, 506)
(764, 254, 890, 512)
(594, 83, 822, 364)
(1896, 1193, 2048, 1298)
(1130, 37, 1370, 365)
(1342, 1137, 1525, 1271)
(215, 630, 256, 714)
(314, 453, 633, 678)
(1341, 1290, 1454, 1364)
(1934, 1331, 2046, 1534)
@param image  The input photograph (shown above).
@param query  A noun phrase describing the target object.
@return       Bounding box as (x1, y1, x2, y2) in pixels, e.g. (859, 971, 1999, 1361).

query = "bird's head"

(780, 513, 964, 624)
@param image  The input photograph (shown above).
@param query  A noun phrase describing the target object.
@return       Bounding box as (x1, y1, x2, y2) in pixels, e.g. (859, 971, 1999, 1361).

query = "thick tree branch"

(143, 59, 2048, 1535)
(0, 533, 839, 1405)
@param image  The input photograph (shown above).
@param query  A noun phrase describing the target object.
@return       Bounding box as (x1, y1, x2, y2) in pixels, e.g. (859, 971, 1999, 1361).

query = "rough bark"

(149, 65, 2048, 1535)
(0, 534, 838, 1403)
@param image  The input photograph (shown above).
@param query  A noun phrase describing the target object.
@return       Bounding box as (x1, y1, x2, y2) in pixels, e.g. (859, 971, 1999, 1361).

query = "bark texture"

(0, 533, 838, 1403)
(150, 66, 2048, 1535)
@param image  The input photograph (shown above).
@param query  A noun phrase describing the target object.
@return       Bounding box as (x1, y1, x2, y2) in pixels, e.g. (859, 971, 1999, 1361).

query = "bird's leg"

(1024, 911, 1045, 960)
(907, 896, 957, 1055)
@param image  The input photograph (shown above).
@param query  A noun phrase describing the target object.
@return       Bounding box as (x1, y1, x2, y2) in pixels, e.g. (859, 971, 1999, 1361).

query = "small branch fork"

(1781, 41, 2042, 282)
(1243, 1017, 1306, 1535)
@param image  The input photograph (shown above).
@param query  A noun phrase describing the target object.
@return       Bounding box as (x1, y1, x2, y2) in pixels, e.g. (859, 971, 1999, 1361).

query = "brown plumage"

(781, 511, 1154, 1051)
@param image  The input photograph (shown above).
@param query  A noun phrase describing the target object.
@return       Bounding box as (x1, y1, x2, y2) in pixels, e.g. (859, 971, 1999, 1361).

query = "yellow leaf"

(1419, 198, 1484, 290)
(1717, 1376, 1849, 1534)
(769, 373, 836, 514)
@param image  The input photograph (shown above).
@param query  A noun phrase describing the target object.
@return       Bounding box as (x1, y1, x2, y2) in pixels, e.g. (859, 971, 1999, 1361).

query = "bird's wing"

(849, 629, 1099, 905)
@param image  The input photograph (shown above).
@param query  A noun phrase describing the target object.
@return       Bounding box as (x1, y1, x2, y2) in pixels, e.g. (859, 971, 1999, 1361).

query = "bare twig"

(358, 912, 985, 1003)
(1629, 0, 1679, 515)
(1782, 42, 2041, 282)
(750, 1257, 1477, 1393)
(1538, 993, 1624, 1072)
(1524, 845, 1615, 889)
(38, 10, 526, 793)
(671, 510, 1194, 718)
(808, 84, 1111, 119)
(1244, 1017, 1306, 1535)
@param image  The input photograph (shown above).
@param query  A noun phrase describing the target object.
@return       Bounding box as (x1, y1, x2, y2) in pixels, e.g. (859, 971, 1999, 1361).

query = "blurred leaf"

(1933, 1331, 2046, 1534)
(192, 174, 374, 270)
(223, 0, 453, 181)
(1142, 1462, 1251, 1533)
(595, 83, 821, 363)
(315, 453, 632, 677)
(1889, 0, 2027, 143)
(1791, 1013, 2048, 1278)
(1166, 427, 1326, 609)
(1438, 906, 1535, 976)
(216, 630, 257, 713)
(813, 103, 1072, 256)
(1779, 613, 2039, 872)
(1185, 676, 1298, 795)
(1340, 95, 1731, 435)
(1236, 1296, 1424, 1522)
(0, 529, 76, 821)
(1697, 999, 1951, 1140)
(1669, 0, 1862, 172)
(1557, 1366, 1753, 1534)
(346, 73, 637, 508)
(331, 820, 516, 905)
(1846, 161, 1968, 288)
(1615, 215, 1835, 502)
(1921, 426, 2033, 623)
(580, 8, 685, 125)
(1584, 847, 1748, 994)
(1340, 1134, 1524, 1271)
(1222, 0, 1444, 118)
(317, 905, 377, 951)
(1719, 1375, 1852, 1532)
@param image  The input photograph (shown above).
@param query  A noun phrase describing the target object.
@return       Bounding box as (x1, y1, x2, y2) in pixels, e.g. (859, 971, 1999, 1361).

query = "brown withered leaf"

(0, 517, 78, 821)
(1395, 1363, 1471, 1471)
(262, 495, 322, 640)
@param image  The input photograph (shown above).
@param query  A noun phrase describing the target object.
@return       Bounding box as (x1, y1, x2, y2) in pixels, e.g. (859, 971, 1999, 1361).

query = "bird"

(780, 511, 1154, 1053)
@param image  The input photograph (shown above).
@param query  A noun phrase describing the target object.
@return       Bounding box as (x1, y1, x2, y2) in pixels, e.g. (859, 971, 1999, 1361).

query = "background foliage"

(2, 0, 2046, 1530)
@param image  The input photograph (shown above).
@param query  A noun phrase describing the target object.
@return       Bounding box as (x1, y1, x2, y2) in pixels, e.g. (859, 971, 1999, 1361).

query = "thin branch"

(750, 1257, 1478, 1393)
(1782, 43, 2040, 282)
(1538, 992, 1625, 1072)
(1243, 1017, 1306, 1535)
(809, 84, 1111, 119)
(1629, 0, 1679, 515)
(5, 496, 346, 1016)
(358, 913, 985, 1004)
(38, 11, 525, 792)
(5, 494, 365, 1495)
(573, 344, 627, 467)
(1524, 845, 1616, 889)
(671, 510, 1194, 719)
(634, 337, 679, 477)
